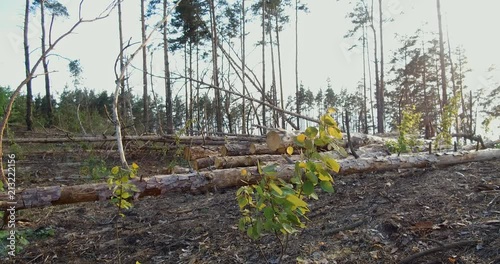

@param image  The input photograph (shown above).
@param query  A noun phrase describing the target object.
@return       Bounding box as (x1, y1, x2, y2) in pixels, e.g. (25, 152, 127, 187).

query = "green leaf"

(281, 223, 295, 234)
(262, 164, 277, 176)
(269, 182, 283, 195)
(237, 196, 248, 209)
(304, 127, 318, 138)
(121, 192, 131, 199)
(111, 166, 120, 175)
(305, 171, 318, 184)
(304, 139, 314, 150)
(302, 181, 314, 195)
(320, 180, 335, 193)
(314, 137, 328, 147)
(263, 206, 274, 220)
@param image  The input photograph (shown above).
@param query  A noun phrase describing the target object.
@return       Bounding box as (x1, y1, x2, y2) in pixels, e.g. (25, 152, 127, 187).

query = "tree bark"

(40, 0, 54, 126)
(3, 134, 263, 145)
(24, 0, 33, 131)
(261, 0, 267, 135)
(295, 0, 300, 129)
(377, 0, 385, 133)
(164, 0, 173, 134)
(208, 0, 222, 133)
(241, 0, 246, 134)
(192, 156, 215, 170)
(183, 145, 219, 161)
(437, 0, 447, 107)
(4, 149, 500, 210)
(141, 0, 149, 132)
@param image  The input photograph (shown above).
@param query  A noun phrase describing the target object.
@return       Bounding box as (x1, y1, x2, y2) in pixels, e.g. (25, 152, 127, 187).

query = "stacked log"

(4, 149, 500, 210)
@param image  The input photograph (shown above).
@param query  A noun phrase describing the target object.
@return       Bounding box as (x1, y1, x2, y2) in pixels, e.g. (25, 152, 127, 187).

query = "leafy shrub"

(236, 108, 343, 261)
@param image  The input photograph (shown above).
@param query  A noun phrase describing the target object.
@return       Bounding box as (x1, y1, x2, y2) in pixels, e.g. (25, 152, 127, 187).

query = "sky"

(0, 0, 499, 136)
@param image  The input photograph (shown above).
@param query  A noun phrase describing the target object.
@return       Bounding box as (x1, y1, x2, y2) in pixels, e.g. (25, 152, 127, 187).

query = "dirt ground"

(2, 143, 500, 264)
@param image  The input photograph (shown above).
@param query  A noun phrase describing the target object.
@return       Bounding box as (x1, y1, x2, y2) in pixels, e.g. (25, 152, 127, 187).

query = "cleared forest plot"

(1, 0, 500, 263)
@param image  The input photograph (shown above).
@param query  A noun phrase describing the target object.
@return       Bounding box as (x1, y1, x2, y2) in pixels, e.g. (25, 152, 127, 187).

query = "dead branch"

(172, 73, 319, 124)
(399, 240, 478, 264)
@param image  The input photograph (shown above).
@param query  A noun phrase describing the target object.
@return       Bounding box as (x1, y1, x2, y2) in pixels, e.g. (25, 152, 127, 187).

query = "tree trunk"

(164, 0, 173, 134)
(377, 0, 385, 133)
(214, 154, 297, 169)
(436, 0, 447, 108)
(208, 0, 222, 133)
(367, 10, 381, 133)
(275, 16, 285, 129)
(268, 15, 278, 128)
(295, 0, 300, 130)
(4, 149, 500, 210)
(118, 0, 126, 120)
(40, 0, 53, 127)
(183, 145, 220, 161)
(361, 23, 368, 134)
(192, 156, 216, 170)
(24, 0, 33, 131)
(261, 0, 267, 135)
(241, 0, 246, 134)
(141, 0, 149, 132)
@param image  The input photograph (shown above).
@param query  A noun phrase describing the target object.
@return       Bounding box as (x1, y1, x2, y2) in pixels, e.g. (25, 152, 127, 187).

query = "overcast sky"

(1, 0, 499, 135)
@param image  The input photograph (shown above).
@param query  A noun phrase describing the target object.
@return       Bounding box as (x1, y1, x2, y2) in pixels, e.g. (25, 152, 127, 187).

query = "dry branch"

(399, 240, 478, 264)
(3, 149, 500, 210)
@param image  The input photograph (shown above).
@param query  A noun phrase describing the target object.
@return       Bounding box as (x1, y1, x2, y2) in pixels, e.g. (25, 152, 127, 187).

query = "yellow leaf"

(111, 166, 120, 175)
(241, 169, 248, 176)
(131, 162, 139, 170)
(298, 162, 307, 168)
(296, 134, 306, 143)
(286, 194, 308, 208)
(286, 146, 294, 155)
(325, 158, 341, 173)
(328, 127, 343, 139)
(269, 182, 283, 195)
(327, 107, 336, 114)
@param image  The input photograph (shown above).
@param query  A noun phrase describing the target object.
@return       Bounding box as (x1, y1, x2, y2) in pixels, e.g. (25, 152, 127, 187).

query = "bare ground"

(2, 144, 500, 264)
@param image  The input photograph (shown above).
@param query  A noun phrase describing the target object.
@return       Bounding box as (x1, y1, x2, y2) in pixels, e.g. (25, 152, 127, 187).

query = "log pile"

(3, 129, 499, 211)
(3, 148, 500, 210)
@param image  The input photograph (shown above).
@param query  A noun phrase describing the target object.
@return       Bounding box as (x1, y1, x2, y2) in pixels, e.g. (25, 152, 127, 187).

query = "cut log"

(220, 143, 253, 156)
(249, 143, 274, 155)
(3, 149, 500, 210)
(183, 146, 219, 161)
(265, 131, 392, 155)
(214, 154, 298, 169)
(3, 135, 265, 145)
(266, 130, 298, 152)
(192, 156, 216, 170)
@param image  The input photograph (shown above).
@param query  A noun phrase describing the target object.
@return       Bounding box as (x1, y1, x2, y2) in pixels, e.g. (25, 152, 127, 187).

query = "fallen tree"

(2, 149, 500, 210)
(3, 135, 264, 145)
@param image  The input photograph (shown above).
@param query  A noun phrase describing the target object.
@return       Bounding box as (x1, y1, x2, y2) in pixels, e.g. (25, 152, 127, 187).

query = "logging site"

(1, 0, 500, 263)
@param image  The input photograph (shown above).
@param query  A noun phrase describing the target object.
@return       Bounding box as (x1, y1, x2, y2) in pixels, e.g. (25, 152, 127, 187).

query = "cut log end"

(266, 130, 294, 152)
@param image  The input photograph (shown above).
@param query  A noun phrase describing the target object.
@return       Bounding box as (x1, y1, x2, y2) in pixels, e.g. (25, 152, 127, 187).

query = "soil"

(2, 140, 500, 264)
